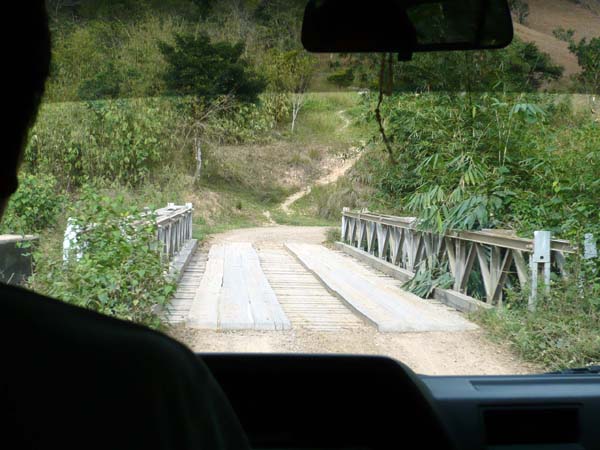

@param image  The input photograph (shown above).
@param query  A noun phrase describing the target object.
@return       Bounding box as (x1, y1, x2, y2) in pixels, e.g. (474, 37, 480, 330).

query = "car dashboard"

(200, 354, 600, 450)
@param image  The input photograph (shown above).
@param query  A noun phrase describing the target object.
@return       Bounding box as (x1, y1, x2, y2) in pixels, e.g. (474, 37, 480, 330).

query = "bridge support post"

(529, 231, 551, 312)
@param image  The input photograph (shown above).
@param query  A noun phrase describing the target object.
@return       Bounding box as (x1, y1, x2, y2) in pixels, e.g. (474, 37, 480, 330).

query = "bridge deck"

(187, 243, 291, 330)
(170, 241, 477, 333)
(286, 243, 477, 333)
(259, 247, 365, 331)
(166, 250, 207, 324)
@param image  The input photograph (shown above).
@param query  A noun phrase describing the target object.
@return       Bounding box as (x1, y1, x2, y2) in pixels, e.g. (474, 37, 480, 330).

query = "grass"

(270, 208, 337, 227)
(290, 92, 365, 150)
(472, 274, 600, 371)
(325, 227, 341, 244)
(190, 181, 284, 240)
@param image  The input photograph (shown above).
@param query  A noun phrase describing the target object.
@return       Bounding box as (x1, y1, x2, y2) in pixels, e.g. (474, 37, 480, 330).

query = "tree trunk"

(194, 137, 202, 181)
(291, 94, 303, 134)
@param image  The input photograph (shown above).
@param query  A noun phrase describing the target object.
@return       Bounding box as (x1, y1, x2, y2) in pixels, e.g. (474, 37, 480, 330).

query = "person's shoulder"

(0, 282, 195, 368)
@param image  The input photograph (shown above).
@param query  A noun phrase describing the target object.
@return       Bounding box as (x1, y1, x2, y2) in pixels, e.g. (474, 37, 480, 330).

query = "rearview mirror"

(301, 0, 513, 59)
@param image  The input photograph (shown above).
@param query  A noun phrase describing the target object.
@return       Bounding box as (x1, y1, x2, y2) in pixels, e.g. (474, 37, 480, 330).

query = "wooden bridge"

(72, 204, 586, 331)
(164, 208, 594, 332)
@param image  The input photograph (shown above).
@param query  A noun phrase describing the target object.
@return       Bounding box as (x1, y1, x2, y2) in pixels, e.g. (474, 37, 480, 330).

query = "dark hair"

(1, 1, 51, 198)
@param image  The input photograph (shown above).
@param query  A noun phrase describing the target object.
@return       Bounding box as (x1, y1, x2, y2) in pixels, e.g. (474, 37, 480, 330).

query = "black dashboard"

(424, 374, 600, 450)
(200, 354, 600, 450)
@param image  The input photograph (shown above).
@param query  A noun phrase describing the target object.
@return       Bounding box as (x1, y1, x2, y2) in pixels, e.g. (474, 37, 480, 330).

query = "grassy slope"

(188, 91, 364, 239)
(514, 0, 600, 81)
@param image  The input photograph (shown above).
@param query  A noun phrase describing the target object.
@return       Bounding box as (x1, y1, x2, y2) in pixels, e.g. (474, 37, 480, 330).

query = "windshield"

(2, 0, 599, 376)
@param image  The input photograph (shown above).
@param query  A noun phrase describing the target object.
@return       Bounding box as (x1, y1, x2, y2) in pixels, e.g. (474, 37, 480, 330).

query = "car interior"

(7, 0, 600, 449)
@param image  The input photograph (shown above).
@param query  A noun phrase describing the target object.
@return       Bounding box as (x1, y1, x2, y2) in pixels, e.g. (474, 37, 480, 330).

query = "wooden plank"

(335, 241, 491, 313)
(287, 243, 477, 333)
(259, 248, 364, 331)
(186, 245, 224, 329)
(240, 243, 291, 331)
(218, 243, 255, 330)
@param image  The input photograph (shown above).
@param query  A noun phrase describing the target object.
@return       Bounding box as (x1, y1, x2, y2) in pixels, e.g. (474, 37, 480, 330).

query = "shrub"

(0, 174, 64, 234)
(24, 98, 190, 188)
(474, 260, 600, 370)
(160, 32, 266, 103)
(31, 189, 175, 329)
(327, 68, 355, 88)
(325, 227, 341, 244)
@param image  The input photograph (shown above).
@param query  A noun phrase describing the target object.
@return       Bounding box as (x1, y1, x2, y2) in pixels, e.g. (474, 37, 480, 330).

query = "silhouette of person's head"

(1, 2, 51, 217)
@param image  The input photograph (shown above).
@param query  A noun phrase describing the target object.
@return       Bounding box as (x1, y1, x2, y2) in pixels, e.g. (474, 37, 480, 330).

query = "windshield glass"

(3, 0, 600, 376)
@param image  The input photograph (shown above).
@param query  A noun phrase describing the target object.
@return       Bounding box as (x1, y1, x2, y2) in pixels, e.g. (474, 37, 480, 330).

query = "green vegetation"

(299, 41, 600, 369)
(554, 27, 600, 93)
(474, 260, 600, 370)
(160, 33, 266, 103)
(0, 174, 63, 234)
(31, 190, 175, 329)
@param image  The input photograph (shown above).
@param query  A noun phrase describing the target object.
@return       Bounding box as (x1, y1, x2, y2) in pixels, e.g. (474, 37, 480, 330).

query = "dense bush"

(160, 32, 266, 103)
(475, 259, 600, 370)
(31, 189, 175, 328)
(358, 91, 600, 240)
(0, 174, 64, 234)
(24, 98, 190, 188)
(345, 38, 563, 93)
(327, 68, 355, 88)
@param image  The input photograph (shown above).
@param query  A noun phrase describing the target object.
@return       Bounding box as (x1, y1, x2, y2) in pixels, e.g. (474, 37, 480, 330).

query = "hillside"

(514, 0, 600, 77)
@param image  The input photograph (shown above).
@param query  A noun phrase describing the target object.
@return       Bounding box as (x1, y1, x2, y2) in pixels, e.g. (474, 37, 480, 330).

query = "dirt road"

(169, 226, 537, 376)
(280, 109, 359, 214)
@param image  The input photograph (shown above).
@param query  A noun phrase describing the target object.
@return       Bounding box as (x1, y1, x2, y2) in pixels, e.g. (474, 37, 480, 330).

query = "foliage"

(264, 49, 317, 132)
(201, 98, 278, 144)
(357, 90, 600, 240)
(0, 174, 64, 234)
(47, 15, 186, 101)
(24, 98, 187, 188)
(403, 257, 454, 299)
(327, 68, 355, 88)
(346, 38, 563, 93)
(325, 227, 341, 244)
(31, 189, 175, 329)
(160, 32, 266, 103)
(554, 27, 600, 94)
(253, 0, 306, 50)
(475, 259, 600, 370)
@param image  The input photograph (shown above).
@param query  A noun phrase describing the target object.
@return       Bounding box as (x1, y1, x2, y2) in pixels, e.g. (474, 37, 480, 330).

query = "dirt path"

(280, 156, 357, 214)
(280, 110, 358, 214)
(170, 226, 537, 376)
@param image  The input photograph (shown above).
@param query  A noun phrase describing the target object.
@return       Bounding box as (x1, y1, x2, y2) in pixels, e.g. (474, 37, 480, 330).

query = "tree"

(265, 49, 316, 132)
(327, 68, 355, 88)
(159, 32, 266, 103)
(343, 38, 563, 93)
(555, 27, 600, 94)
(508, 0, 529, 25)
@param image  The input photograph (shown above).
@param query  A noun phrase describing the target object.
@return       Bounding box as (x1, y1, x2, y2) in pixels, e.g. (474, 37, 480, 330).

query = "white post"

(529, 230, 551, 311)
(584, 233, 597, 260)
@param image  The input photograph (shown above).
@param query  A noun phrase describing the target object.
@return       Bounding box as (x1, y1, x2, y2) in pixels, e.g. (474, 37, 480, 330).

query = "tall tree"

(159, 32, 266, 103)
(265, 49, 316, 132)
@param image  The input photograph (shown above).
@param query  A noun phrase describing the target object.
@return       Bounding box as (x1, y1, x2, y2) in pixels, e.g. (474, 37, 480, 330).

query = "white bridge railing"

(341, 210, 589, 310)
(64, 203, 193, 263)
(156, 203, 194, 260)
